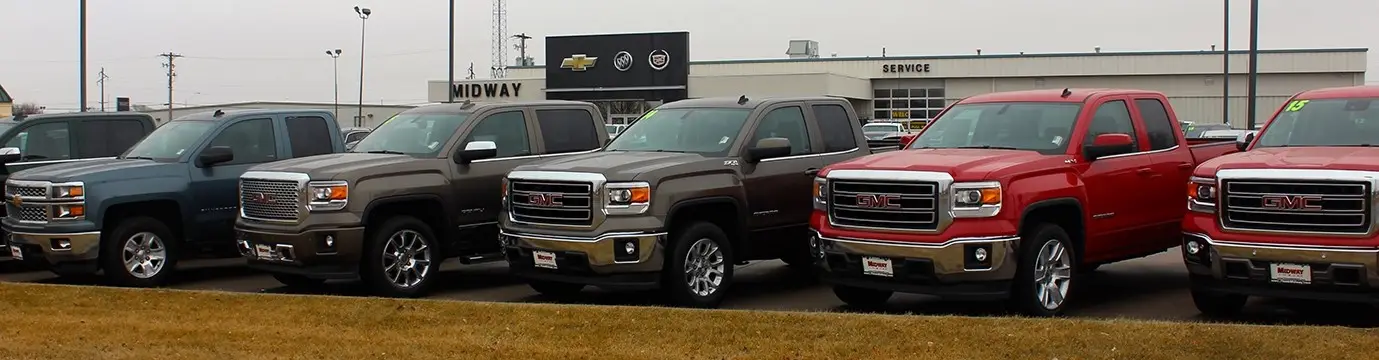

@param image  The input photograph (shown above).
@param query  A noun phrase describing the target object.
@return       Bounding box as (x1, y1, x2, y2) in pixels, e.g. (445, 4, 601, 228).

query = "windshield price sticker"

(1285, 100, 1310, 112)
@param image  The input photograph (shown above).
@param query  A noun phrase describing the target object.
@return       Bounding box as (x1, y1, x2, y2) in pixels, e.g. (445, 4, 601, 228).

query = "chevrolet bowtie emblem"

(10, 194, 20, 206)
(560, 54, 598, 71)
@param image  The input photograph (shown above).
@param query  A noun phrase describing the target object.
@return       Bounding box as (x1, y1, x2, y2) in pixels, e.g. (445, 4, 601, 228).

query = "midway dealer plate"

(533, 250, 558, 269)
(862, 256, 894, 277)
(9, 244, 21, 261)
(1269, 263, 1312, 285)
(254, 244, 273, 260)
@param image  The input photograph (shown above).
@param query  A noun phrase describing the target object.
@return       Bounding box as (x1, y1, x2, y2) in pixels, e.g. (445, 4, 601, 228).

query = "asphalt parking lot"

(3, 247, 1375, 327)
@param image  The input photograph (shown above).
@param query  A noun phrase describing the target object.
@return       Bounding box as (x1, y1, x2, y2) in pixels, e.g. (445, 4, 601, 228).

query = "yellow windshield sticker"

(640, 109, 658, 119)
(1285, 99, 1310, 112)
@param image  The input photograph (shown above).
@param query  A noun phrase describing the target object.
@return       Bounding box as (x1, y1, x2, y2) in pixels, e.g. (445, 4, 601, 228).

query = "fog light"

(624, 242, 635, 254)
(614, 239, 640, 262)
(325, 235, 335, 247)
(52, 239, 72, 250)
(1186, 241, 1200, 255)
(974, 247, 988, 262)
(809, 235, 824, 258)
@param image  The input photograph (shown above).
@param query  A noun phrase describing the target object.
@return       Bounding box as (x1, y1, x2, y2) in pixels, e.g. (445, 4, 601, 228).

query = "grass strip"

(1, 282, 1375, 360)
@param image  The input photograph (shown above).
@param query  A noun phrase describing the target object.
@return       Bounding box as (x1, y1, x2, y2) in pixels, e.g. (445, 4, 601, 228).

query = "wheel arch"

(666, 196, 745, 251)
(1017, 197, 1085, 263)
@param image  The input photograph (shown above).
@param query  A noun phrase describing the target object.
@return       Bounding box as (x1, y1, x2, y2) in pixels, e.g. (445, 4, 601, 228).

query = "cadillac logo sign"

(613, 51, 633, 72)
(648, 49, 669, 71)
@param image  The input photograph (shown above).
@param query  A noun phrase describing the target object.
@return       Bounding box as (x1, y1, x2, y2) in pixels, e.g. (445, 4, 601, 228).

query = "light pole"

(354, 6, 371, 127)
(327, 49, 342, 119)
(448, 0, 455, 103)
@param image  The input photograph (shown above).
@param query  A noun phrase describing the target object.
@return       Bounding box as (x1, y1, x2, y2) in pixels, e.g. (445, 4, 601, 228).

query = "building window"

(872, 87, 946, 120)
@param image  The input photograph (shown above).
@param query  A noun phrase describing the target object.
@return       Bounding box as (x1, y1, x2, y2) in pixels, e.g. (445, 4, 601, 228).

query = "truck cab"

(4, 109, 344, 286)
(1184, 85, 1379, 316)
(500, 96, 884, 308)
(811, 88, 1237, 316)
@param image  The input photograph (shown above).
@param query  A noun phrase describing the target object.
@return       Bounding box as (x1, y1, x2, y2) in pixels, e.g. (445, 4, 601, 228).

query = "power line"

(0, 49, 450, 64)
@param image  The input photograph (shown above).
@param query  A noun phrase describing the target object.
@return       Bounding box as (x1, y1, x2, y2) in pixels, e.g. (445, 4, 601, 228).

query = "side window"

(1083, 100, 1139, 150)
(345, 131, 369, 143)
(811, 104, 858, 152)
(6, 122, 71, 162)
(285, 116, 335, 157)
(751, 106, 812, 155)
(534, 109, 600, 154)
(465, 111, 531, 158)
(1134, 99, 1177, 150)
(75, 120, 147, 158)
(107, 120, 148, 156)
(206, 118, 277, 165)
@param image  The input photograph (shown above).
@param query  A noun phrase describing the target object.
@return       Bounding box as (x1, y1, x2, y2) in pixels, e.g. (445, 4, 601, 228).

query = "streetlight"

(353, 6, 371, 127)
(326, 49, 342, 119)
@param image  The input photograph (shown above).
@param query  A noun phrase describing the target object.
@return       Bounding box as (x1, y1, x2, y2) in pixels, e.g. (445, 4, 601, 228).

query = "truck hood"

(822, 148, 1058, 180)
(513, 151, 716, 181)
(1196, 147, 1379, 176)
(248, 153, 436, 180)
(8, 158, 183, 184)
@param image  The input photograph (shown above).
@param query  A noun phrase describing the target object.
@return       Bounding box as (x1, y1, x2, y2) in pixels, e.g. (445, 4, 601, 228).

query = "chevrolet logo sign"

(560, 54, 597, 71)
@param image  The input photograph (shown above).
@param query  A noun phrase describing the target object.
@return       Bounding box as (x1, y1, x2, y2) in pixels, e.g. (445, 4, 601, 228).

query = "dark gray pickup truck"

(499, 96, 885, 308)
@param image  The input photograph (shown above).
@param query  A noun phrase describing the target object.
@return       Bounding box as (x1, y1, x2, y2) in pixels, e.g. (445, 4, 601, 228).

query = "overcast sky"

(2, 0, 1376, 111)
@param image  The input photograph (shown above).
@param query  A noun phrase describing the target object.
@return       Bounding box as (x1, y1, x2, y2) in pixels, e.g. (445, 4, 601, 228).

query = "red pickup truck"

(1184, 85, 1379, 317)
(809, 88, 1237, 316)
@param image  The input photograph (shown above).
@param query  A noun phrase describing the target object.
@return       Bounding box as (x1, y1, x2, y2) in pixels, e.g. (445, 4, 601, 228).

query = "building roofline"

(0, 83, 12, 103)
(149, 101, 418, 113)
(508, 47, 1368, 69)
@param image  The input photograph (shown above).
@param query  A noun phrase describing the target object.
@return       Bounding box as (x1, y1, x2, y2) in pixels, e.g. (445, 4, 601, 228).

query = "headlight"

(52, 204, 85, 220)
(951, 181, 1001, 218)
(812, 177, 828, 210)
(604, 182, 650, 215)
(500, 178, 510, 207)
(1187, 176, 1216, 213)
(307, 181, 348, 211)
(51, 183, 84, 198)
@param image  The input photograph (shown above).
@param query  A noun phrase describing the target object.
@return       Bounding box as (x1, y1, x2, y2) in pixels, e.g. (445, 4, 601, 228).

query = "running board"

(458, 252, 505, 265)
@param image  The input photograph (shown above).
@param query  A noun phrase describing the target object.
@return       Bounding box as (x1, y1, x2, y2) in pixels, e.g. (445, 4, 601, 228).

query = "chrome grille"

(7, 204, 49, 223)
(828, 180, 940, 231)
(6, 185, 46, 198)
(240, 178, 302, 222)
(508, 180, 594, 226)
(1220, 180, 1371, 234)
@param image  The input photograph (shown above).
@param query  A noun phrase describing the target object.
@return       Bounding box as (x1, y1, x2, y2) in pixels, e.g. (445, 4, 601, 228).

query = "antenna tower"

(490, 0, 508, 78)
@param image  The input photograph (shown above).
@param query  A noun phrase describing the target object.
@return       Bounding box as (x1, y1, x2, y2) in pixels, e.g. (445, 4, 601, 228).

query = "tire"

(360, 216, 440, 298)
(661, 221, 734, 308)
(1191, 288, 1247, 318)
(100, 216, 179, 288)
(272, 273, 326, 288)
(528, 280, 585, 298)
(832, 285, 892, 308)
(1007, 223, 1077, 317)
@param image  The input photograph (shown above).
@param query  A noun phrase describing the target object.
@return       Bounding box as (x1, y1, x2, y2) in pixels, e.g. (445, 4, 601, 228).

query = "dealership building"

(429, 32, 1367, 128)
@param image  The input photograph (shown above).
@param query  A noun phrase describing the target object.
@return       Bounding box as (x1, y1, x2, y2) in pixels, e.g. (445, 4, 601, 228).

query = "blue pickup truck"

(3, 109, 345, 287)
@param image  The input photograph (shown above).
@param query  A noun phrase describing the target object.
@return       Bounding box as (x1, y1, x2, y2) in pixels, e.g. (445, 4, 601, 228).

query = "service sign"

(881, 63, 931, 73)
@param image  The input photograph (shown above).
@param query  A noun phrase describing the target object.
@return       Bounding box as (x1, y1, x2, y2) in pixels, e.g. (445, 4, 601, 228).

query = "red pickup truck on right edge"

(1184, 85, 1379, 317)
(809, 88, 1237, 316)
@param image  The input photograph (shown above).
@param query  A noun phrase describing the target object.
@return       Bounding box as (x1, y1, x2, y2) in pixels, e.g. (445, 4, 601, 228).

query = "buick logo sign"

(613, 51, 633, 72)
(648, 49, 670, 71)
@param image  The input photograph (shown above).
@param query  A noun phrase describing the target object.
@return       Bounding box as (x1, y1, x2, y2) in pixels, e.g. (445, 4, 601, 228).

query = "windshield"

(1256, 97, 1379, 147)
(863, 124, 903, 133)
(121, 121, 218, 160)
(604, 108, 751, 156)
(1183, 123, 1231, 138)
(907, 102, 1081, 155)
(349, 112, 469, 155)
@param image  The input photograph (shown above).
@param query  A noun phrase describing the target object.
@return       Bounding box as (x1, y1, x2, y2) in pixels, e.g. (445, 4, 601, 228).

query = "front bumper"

(1182, 232, 1379, 304)
(236, 215, 366, 280)
(3, 225, 101, 264)
(501, 230, 667, 290)
(813, 230, 1019, 300)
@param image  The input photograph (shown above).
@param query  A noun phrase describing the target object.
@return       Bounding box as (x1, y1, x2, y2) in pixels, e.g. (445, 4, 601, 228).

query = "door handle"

(804, 168, 820, 177)
(1137, 168, 1154, 176)
(1177, 163, 1193, 170)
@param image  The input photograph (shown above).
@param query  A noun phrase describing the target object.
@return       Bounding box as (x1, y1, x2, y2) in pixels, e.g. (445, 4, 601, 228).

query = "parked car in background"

(862, 121, 911, 151)
(605, 124, 626, 139)
(235, 100, 609, 297)
(811, 88, 1238, 316)
(1, 112, 156, 261)
(1184, 85, 1379, 317)
(341, 127, 372, 151)
(500, 96, 891, 308)
(1183, 123, 1232, 139)
(4, 109, 345, 286)
(1199, 129, 1253, 139)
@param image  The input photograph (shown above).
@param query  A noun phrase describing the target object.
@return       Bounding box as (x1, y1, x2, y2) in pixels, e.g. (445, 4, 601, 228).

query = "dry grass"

(1, 282, 1375, 360)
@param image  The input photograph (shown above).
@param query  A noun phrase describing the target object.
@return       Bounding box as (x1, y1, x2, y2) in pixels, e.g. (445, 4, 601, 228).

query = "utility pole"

(512, 33, 532, 66)
(448, 0, 456, 103)
(160, 52, 183, 123)
(96, 67, 110, 111)
(79, 0, 88, 112)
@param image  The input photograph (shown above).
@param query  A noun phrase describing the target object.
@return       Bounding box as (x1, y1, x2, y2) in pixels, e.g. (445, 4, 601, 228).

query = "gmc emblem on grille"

(1260, 194, 1322, 211)
(248, 192, 276, 204)
(528, 193, 564, 207)
(855, 194, 901, 209)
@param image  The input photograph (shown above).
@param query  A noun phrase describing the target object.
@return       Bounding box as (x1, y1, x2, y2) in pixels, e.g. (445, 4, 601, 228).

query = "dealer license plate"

(533, 251, 558, 269)
(254, 244, 273, 259)
(862, 256, 893, 277)
(1270, 263, 1312, 285)
(9, 245, 21, 261)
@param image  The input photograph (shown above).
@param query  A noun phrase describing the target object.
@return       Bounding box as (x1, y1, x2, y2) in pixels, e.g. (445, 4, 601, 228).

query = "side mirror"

(1235, 132, 1255, 152)
(0, 147, 20, 164)
(745, 137, 792, 163)
(455, 140, 497, 164)
(197, 146, 235, 167)
(1083, 133, 1135, 161)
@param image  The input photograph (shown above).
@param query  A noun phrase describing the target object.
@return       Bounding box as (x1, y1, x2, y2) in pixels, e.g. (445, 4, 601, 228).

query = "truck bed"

(1188, 139, 1238, 163)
